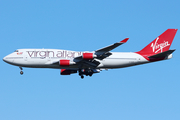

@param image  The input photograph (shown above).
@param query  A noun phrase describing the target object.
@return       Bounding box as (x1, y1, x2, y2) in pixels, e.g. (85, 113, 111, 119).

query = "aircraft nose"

(3, 55, 12, 64)
(3, 56, 8, 62)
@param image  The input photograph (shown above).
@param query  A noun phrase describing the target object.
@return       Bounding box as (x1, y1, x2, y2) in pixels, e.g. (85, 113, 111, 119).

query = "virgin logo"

(151, 37, 170, 53)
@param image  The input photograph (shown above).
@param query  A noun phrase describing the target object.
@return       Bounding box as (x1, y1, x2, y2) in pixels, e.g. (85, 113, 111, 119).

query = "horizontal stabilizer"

(148, 49, 175, 59)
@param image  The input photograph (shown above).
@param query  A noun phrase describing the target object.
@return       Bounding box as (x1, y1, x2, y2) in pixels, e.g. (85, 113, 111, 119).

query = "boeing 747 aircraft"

(3, 29, 177, 78)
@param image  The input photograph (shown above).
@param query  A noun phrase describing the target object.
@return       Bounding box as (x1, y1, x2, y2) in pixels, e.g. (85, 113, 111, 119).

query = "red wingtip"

(120, 38, 129, 43)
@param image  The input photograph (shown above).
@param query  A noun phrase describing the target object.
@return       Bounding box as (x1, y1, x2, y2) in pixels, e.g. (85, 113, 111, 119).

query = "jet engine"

(83, 53, 96, 60)
(59, 60, 75, 66)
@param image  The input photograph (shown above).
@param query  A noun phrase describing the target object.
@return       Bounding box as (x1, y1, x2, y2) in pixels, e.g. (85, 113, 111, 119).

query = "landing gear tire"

(81, 76, 84, 79)
(20, 71, 23, 75)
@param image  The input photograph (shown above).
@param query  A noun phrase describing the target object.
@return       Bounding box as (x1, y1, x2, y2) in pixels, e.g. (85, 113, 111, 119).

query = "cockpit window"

(14, 50, 19, 52)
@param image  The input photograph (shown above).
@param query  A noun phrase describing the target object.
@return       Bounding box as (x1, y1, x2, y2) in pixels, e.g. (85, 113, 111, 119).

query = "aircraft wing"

(74, 38, 129, 61)
(51, 38, 129, 69)
(73, 38, 129, 68)
(95, 38, 129, 55)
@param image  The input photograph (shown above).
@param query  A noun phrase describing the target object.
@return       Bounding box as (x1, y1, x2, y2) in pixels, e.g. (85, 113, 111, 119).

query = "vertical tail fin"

(137, 29, 178, 55)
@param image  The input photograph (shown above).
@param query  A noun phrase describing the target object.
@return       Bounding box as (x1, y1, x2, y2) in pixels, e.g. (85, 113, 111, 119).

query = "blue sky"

(0, 0, 180, 120)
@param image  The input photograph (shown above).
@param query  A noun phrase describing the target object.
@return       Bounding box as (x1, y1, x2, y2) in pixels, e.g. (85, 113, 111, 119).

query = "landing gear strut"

(19, 67, 23, 75)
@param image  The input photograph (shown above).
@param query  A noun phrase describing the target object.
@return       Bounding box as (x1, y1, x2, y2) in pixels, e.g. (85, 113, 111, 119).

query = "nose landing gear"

(19, 67, 23, 75)
(20, 71, 23, 75)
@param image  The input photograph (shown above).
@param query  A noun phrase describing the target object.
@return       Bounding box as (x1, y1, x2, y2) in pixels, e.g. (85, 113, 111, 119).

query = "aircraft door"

(24, 51, 28, 61)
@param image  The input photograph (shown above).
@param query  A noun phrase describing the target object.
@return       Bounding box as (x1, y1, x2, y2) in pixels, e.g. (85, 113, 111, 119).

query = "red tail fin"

(137, 29, 178, 55)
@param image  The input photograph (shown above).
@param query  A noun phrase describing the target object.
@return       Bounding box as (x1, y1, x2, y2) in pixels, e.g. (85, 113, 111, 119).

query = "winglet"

(120, 38, 129, 43)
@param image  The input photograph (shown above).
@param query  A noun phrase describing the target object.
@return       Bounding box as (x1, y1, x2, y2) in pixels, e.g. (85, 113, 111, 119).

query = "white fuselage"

(3, 49, 149, 69)
(3, 29, 176, 78)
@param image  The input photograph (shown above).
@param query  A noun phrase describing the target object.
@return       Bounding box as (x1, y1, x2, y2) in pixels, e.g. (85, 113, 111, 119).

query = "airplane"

(3, 29, 178, 79)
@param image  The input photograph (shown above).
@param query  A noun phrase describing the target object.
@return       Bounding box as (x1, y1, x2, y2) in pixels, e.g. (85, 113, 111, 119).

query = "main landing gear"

(78, 69, 93, 79)
(81, 75, 84, 79)
(19, 67, 23, 75)
(78, 70, 84, 79)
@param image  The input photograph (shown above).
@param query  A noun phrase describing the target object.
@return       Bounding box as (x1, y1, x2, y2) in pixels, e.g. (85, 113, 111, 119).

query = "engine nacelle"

(83, 53, 96, 60)
(59, 60, 75, 66)
(61, 69, 77, 75)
